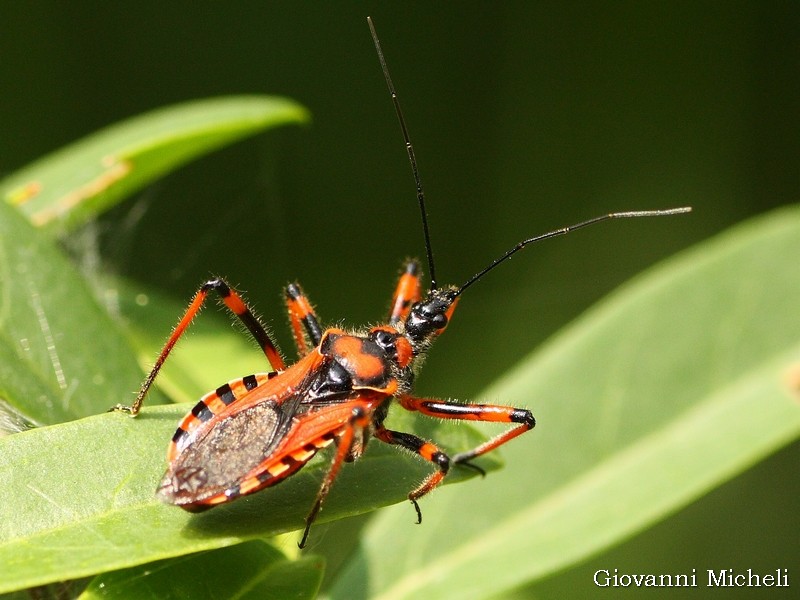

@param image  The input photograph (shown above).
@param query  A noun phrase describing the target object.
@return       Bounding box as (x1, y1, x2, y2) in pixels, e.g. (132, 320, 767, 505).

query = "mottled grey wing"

(158, 397, 299, 506)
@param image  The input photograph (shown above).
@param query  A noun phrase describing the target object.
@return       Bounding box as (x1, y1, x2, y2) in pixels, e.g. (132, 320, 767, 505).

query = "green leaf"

(0, 201, 144, 427)
(0, 401, 499, 593)
(1, 96, 308, 231)
(79, 541, 324, 600)
(328, 206, 800, 599)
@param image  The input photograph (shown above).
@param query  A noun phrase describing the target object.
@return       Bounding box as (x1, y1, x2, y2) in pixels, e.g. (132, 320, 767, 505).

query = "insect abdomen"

(168, 373, 275, 460)
(159, 398, 287, 506)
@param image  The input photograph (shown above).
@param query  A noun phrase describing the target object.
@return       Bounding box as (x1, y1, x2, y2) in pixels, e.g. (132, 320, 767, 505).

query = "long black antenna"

(368, 16, 439, 289)
(456, 207, 692, 296)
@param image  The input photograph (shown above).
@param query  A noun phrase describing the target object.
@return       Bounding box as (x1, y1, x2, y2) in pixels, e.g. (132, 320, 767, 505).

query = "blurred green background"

(2, 2, 797, 596)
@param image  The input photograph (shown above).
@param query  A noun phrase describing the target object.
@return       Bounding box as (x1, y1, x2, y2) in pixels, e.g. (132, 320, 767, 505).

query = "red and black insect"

(112, 18, 690, 548)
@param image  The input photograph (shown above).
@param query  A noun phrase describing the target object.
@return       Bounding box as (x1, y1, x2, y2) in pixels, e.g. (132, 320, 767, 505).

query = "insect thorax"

(317, 326, 414, 396)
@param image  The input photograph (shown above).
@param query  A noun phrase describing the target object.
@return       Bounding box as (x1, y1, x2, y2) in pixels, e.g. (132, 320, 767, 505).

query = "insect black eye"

(420, 303, 437, 318)
(431, 313, 447, 329)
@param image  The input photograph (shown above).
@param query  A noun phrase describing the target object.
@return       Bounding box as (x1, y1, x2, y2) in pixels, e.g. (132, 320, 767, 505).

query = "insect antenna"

(455, 207, 692, 296)
(368, 17, 691, 298)
(368, 16, 439, 290)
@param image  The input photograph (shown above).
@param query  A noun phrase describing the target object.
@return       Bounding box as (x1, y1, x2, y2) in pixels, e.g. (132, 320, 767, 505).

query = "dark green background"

(2, 2, 797, 597)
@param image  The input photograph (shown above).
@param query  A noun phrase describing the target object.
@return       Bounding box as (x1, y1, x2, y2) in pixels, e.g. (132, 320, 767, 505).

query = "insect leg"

(388, 259, 422, 324)
(373, 425, 451, 523)
(397, 396, 535, 467)
(285, 283, 323, 357)
(299, 404, 371, 549)
(111, 278, 284, 415)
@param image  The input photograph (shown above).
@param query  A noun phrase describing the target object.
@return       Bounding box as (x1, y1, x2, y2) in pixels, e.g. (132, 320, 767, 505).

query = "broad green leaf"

(1, 96, 308, 231)
(0, 402, 499, 593)
(329, 206, 800, 599)
(0, 201, 143, 427)
(79, 541, 324, 600)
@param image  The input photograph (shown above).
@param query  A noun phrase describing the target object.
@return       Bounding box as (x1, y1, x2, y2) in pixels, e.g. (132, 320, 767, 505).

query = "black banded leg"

(388, 259, 422, 325)
(397, 396, 535, 467)
(285, 283, 323, 357)
(373, 425, 451, 523)
(299, 404, 371, 549)
(206, 279, 285, 371)
(110, 278, 284, 416)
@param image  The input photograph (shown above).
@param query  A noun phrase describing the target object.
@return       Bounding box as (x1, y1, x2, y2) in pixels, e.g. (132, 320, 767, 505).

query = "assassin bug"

(111, 17, 690, 548)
